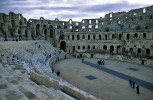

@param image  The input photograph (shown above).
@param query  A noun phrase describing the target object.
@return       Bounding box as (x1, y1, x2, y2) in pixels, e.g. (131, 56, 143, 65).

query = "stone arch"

(143, 33, 146, 39)
(88, 35, 90, 40)
(103, 45, 107, 50)
(25, 30, 28, 39)
(105, 34, 107, 40)
(36, 24, 40, 35)
(44, 28, 47, 35)
(12, 20, 15, 27)
(83, 46, 85, 49)
(112, 34, 115, 39)
(77, 35, 80, 40)
(134, 33, 138, 38)
(117, 46, 121, 54)
(130, 48, 133, 52)
(3, 14, 6, 21)
(72, 35, 74, 40)
(127, 34, 130, 40)
(119, 34, 122, 40)
(110, 45, 114, 53)
(60, 41, 66, 51)
(64, 26, 67, 29)
(122, 47, 126, 54)
(73, 46, 75, 52)
(93, 45, 95, 49)
(50, 29, 53, 37)
(82, 34, 85, 39)
(59, 34, 64, 40)
(99, 34, 101, 40)
(146, 49, 150, 56)
(49, 25, 53, 29)
(78, 46, 80, 50)
(137, 48, 141, 54)
(93, 35, 96, 39)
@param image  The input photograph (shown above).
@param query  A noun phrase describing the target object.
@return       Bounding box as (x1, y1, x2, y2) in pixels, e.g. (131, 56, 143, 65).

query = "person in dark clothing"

(132, 81, 135, 88)
(129, 79, 132, 87)
(136, 85, 140, 94)
(52, 68, 54, 73)
(82, 58, 84, 62)
(57, 70, 60, 76)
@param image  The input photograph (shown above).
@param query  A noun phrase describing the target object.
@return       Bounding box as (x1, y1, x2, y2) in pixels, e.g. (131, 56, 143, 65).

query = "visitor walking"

(57, 70, 60, 76)
(129, 79, 132, 87)
(132, 81, 135, 88)
(82, 58, 84, 62)
(136, 85, 140, 94)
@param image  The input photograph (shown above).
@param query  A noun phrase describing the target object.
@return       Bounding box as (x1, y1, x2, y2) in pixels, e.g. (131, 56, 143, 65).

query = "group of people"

(97, 59, 105, 65)
(52, 68, 60, 76)
(129, 79, 140, 94)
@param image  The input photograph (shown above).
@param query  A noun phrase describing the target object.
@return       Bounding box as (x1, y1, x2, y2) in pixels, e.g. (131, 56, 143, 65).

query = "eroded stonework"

(0, 5, 153, 66)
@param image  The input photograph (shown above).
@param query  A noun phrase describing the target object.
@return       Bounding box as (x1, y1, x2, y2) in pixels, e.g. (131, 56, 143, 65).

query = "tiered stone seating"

(0, 40, 98, 100)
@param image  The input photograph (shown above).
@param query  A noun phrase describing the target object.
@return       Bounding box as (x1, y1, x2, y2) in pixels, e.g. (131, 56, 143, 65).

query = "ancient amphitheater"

(0, 5, 153, 100)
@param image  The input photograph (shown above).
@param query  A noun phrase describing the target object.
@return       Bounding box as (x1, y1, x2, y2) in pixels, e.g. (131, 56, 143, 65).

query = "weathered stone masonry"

(0, 5, 153, 66)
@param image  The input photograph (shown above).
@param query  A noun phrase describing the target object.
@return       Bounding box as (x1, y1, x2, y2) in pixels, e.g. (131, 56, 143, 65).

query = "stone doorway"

(60, 41, 66, 52)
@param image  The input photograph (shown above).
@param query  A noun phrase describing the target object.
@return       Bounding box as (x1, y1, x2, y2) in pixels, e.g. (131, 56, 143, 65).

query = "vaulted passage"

(60, 41, 66, 51)
(36, 24, 40, 35)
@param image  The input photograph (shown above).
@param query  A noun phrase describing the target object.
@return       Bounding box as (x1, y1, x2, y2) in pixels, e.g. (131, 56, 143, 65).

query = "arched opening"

(64, 26, 67, 29)
(93, 45, 95, 49)
(49, 25, 53, 29)
(77, 35, 80, 40)
(25, 30, 28, 39)
(36, 24, 40, 35)
(143, 33, 146, 39)
(60, 41, 66, 51)
(18, 30, 21, 34)
(12, 20, 15, 27)
(59, 34, 64, 40)
(146, 49, 150, 57)
(119, 34, 122, 40)
(82, 35, 85, 39)
(122, 47, 126, 54)
(50, 29, 53, 37)
(129, 48, 133, 55)
(145, 26, 148, 29)
(103, 45, 107, 50)
(137, 48, 141, 56)
(93, 35, 96, 39)
(57, 25, 61, 29)
(78, 46, 80, 50)
(43, 24, 46, 29)
(117, 46, 120, 54)
(73, 46, 75, 52)
(88, 45, 90, 50)
(72, 35, 74, 40)
(83, 46, 85, 49)
(105, 28, 109, 32)
(134, 33, 138, 38)
(110, 45, 114, 53)
(105, 35, 107, 40)
(112, 34, 115, 39)
(88, 35, 90, 40)
(130, 48, 133, 52)
(44, 29, 47, 35)
(127, 34, 130, 40)
(138, 48, 141, 53)
(99, 35, 101, 40)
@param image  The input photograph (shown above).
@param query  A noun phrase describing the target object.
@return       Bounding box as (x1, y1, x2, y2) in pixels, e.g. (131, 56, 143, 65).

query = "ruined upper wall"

(0, 5, 153, 33)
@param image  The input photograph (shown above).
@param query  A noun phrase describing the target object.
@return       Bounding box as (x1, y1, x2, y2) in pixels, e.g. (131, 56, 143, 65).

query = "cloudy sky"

(0, 0, 153, 21)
